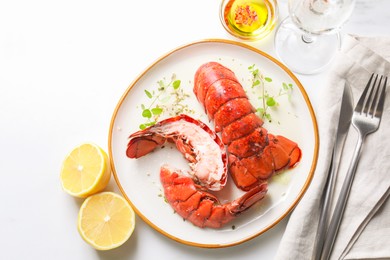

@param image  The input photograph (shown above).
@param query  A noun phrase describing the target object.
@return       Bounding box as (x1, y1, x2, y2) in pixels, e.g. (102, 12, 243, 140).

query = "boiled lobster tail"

(126, 114, 228, 191)
(160, 165, 268, 228)
(194, 62, 302, 191)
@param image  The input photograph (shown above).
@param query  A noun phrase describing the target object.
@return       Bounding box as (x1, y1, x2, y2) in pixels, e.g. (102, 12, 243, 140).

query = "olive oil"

(222, 0, 277, 40)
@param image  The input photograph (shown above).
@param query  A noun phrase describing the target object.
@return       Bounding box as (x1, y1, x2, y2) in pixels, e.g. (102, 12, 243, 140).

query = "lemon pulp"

(77, 192, 135, 250)
(60, 143, 111, 198)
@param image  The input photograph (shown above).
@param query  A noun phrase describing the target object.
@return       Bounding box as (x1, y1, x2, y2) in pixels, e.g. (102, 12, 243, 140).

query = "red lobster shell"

(194, 62, 302, 191)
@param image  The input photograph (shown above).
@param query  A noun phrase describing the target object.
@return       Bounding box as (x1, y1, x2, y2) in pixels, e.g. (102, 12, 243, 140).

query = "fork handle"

(320, 135, 365, 260)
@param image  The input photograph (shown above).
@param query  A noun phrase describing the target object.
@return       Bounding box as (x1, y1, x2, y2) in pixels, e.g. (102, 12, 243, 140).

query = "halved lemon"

(60, 143, 111, 198)
(77, 192, 135, 250)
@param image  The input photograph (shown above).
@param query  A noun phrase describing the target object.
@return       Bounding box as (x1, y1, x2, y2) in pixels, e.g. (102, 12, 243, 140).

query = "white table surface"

(1, 0, 389, 259)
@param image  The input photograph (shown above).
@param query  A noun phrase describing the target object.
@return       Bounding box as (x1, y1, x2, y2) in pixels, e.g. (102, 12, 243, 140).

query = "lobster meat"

(126, 114, 228, 191)
(160, 164, 268, 228)
(194, 62, 302, 191)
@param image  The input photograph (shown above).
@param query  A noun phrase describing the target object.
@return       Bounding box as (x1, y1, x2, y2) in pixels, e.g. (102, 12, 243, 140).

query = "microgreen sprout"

(139, 74, 193, 129)
(248, 64, 293, 123)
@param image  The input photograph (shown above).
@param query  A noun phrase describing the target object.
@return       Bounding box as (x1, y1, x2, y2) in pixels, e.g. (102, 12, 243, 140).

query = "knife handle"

(312, 151, 336, 260)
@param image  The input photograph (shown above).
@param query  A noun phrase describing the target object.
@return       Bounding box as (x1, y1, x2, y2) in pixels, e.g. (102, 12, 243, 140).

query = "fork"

(319, 73, 388, 260)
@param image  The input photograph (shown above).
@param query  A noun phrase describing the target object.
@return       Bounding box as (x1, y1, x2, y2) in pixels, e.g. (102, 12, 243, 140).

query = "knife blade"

(312, 82, 354, 260)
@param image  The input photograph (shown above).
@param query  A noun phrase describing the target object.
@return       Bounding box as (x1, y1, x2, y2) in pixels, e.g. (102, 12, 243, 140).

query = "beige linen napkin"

(274, 35, 390, 260)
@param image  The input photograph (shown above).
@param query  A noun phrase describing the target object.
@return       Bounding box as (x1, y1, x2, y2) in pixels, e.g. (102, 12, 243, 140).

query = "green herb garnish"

(139, 74, 192, 129)
(248, 64, 293, 123)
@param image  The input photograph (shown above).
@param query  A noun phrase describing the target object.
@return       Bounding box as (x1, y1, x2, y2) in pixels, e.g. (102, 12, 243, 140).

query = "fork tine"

(355, 73, 375, 114)
(362, 74, 378, 114)
(374, 76, 388, 119)
(368, 75, 382, 116)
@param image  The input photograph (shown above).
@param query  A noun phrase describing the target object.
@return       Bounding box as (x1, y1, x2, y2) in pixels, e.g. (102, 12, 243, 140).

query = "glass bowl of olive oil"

(220, 0, 278, 41)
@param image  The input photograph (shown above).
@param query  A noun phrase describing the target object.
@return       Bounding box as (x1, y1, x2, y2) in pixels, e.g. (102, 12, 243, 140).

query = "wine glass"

(274, 0, 356, 74)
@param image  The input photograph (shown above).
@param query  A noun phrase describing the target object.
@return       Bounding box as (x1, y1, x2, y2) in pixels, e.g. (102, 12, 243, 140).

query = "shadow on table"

(94, 214, 289, 259)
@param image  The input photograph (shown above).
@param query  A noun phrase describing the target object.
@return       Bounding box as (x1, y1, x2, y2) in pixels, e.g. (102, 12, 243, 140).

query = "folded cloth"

(274, 34, 390, 260)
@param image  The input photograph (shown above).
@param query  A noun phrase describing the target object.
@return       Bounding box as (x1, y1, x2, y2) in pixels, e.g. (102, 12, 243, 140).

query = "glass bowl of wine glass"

(220, 0, 279, 41)
(274, 0, 356, 74)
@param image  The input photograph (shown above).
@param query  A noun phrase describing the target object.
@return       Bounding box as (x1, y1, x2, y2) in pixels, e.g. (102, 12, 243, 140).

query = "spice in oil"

(224, 0, 270, 36)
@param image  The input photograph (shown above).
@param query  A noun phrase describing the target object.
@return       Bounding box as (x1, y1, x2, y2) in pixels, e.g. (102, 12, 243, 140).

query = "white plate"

(109, 39, 318, 248)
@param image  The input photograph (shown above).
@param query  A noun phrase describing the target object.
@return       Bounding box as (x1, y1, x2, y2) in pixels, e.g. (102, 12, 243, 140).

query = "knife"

(312, 82, 354, 260)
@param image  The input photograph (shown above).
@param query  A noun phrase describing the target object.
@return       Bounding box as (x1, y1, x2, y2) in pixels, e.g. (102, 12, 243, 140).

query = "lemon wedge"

(60, 143, 111, 198)
(77, 192, 135, 250)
